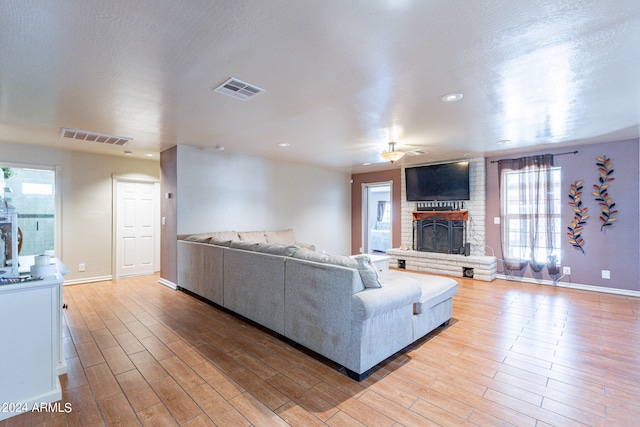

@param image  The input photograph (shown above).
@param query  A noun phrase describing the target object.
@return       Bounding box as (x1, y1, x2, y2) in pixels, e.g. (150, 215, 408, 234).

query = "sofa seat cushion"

(378, 270, 458, 314)
(293, 248, 381, 288)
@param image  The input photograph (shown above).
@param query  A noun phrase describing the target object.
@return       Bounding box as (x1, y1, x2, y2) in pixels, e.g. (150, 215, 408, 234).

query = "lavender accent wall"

(485, 139, 639, 291)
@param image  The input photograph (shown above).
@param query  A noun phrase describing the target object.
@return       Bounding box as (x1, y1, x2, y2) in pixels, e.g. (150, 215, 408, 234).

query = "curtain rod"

(490, 150, 578, 163)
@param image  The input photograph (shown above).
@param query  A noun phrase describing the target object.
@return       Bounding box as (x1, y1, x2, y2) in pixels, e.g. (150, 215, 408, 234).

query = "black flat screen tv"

(405, 161, 470, 201)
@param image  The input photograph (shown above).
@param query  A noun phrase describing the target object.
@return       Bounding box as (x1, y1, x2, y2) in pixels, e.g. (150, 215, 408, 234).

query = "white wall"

(176, 145, 352, 255)
(0, 141, 160, 282)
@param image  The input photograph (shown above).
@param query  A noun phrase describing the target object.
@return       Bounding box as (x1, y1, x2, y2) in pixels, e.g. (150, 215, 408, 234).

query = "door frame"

(361, 181, 393, 254)
(112, 176, 161, 278)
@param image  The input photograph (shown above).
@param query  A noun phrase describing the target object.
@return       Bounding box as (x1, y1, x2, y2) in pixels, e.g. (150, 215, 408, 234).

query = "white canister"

(35, 254, 51, 266)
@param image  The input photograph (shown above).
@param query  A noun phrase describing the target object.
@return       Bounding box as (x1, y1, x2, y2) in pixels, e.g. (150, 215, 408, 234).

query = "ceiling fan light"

(380, 142, 406, 163)
(380, 151, 405, 163)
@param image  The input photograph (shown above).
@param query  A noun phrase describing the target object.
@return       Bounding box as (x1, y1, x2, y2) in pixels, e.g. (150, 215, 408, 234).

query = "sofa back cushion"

(211, 230, 239, 241)
(184, 231, 239, 244)
(229, 240, 260, 251)
(292, 248, 382, 289)
(238, 230, 268, 243)
(209, 238, 233, 247)
(183, 233, 213, 243)
(256, 242, 299, 257)
(265, 229, 296, 245)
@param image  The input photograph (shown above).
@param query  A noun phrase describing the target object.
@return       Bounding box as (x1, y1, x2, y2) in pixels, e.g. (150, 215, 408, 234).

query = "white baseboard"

(63, 275, 112, 286)
(158, 277, 177, 290)
(496, 274, 640, 298)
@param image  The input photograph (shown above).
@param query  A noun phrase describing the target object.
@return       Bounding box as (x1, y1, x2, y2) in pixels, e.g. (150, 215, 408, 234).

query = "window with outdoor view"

(498, 154, 561, 274)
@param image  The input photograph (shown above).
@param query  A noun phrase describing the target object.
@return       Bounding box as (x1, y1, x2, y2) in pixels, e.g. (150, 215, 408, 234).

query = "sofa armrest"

(352, 283, 421, 321)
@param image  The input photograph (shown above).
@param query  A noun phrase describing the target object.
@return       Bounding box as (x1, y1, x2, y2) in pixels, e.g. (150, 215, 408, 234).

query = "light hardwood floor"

(2, 273, 639, 426)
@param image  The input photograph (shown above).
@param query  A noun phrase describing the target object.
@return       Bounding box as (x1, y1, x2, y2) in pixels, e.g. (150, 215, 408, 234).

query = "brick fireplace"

(401, 158, 485, 256)
(387, 157, 497, 281)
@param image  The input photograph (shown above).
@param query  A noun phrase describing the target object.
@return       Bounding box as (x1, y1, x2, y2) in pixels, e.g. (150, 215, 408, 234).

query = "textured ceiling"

(1, 0, 639, 172)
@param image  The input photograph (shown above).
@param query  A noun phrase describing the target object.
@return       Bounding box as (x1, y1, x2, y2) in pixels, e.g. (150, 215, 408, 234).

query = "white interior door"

(116, 180, 158, 277)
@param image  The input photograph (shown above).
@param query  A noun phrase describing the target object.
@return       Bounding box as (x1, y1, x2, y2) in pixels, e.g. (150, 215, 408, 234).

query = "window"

(2, 167, 56, 256)
(22, 183, 53, 195)
(381, 202, 391, 222)
(501, 165, 561, 270)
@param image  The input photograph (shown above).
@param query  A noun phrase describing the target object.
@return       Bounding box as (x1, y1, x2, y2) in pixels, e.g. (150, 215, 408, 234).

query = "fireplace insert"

(413, 218, 466, 254)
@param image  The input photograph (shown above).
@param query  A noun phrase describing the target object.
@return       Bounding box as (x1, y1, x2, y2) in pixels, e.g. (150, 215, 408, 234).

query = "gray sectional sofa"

(177, 229, 458, 380)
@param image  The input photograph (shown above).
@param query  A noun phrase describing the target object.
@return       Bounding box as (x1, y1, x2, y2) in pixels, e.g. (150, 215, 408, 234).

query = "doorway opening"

(362, 182, 392, 254)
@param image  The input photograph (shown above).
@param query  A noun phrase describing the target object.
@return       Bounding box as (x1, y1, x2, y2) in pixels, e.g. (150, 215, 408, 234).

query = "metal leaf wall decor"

(592, 156, 617, 231)
(567, 180, 588, 254)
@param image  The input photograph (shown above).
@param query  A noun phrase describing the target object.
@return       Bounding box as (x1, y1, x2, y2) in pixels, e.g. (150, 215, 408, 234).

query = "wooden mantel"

(412, 209, 469, 221)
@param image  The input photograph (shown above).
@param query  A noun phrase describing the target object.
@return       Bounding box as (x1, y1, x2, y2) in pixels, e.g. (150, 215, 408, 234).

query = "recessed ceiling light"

(124, 150, 132, 155)
(278, 143, 290, 147)
(441, 93, 463, 102)
(497, 139, 512, 145)
(144, 153, 154, 157)
(361, 162, 372, 166)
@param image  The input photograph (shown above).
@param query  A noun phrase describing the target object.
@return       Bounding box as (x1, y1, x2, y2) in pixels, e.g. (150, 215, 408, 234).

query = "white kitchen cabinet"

(0, 274, 64, 421)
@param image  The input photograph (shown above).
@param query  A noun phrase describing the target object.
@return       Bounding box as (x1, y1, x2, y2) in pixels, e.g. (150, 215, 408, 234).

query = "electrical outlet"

(493, 217, 501, 224)
(563, 266, 571, 275)
(78, 263, 85, 272)
(602, 270, 610, 279)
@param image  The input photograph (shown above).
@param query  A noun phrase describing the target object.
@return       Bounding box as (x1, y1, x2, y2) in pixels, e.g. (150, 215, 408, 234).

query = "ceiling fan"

(380, 141, 428, 163)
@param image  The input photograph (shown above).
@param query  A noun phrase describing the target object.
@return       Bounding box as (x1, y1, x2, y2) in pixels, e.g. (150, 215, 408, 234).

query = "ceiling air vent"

(60, 127, 132, 146)
(213, 77, 265, 101)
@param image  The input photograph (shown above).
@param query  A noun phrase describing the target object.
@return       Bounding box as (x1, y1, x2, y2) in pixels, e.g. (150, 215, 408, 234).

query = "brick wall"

(400, 158, 486, 256)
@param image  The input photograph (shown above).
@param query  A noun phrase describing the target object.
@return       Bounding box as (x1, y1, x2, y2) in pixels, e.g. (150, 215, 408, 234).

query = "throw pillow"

(292, 249, 382, 289)
(351, 254, 382, 280)
(350, 255, 382, 288)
